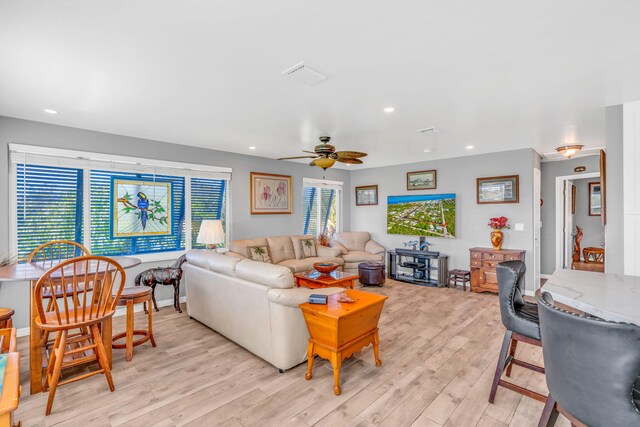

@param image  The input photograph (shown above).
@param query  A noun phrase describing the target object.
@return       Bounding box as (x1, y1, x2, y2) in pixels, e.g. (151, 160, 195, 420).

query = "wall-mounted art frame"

(355, 185, 378, 206)
(476, 175, 519, 204)
(250, 172, 292, 214)
(589, 181, 602, 216)
(407, 170, 437, 190)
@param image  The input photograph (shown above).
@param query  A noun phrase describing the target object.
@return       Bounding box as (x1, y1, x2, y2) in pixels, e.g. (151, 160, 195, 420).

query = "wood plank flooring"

(14, 280, 569, 426)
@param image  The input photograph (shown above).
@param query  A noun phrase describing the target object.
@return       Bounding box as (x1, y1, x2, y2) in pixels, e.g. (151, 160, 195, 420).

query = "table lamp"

(196, 219, 225, 251)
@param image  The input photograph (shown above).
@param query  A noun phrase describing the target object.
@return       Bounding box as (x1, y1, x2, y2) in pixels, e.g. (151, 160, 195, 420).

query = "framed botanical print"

(589, 181, 602, 216)
(407, 170, 437, 190)
(477, 175, 519, 204)
(250, 172, 292, 214)
(355, 185, 378, 206)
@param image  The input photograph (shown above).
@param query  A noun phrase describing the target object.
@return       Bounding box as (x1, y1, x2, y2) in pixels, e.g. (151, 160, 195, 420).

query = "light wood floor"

(15, 280, 569, 427)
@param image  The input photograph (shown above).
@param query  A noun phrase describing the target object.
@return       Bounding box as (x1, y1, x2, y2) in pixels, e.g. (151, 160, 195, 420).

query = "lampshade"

(314, 157, 336, 170)
(556, 144, 584, 159)
(197, 219, 225, 247)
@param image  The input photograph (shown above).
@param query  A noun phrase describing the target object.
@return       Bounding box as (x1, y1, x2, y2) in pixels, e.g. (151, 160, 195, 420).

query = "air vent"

(416, 127, 438, 134)
(281, 62, 327, 86)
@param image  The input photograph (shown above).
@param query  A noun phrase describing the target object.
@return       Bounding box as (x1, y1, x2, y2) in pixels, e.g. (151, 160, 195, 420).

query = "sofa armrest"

(267, 287, 344, 308)
(317, 245, 343, 258)
(329, 241, 348, 255)
(225, 251, 247, 260)
(365, 240, 385, 255)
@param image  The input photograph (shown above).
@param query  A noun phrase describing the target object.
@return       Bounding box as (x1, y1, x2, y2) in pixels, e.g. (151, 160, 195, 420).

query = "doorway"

(555, 172, 605, 272)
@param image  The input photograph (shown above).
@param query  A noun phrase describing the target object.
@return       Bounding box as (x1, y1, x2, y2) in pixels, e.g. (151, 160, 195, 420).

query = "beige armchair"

(330, 231, 385, 273)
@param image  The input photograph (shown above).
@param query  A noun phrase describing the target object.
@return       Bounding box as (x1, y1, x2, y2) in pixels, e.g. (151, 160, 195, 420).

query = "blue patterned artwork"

(111, 178, 173, 237)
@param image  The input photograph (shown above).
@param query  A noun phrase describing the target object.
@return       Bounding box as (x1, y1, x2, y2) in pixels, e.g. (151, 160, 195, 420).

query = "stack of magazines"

(309, 294, 328, 304)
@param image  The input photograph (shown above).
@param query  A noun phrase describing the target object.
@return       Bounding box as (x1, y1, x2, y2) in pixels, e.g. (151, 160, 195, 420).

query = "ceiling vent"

(281, 62, 327, 86)
(416, 127, 439, 134)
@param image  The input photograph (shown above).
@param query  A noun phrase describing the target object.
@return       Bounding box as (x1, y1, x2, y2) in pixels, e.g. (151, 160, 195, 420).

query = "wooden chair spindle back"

(27, 240, 89, 267)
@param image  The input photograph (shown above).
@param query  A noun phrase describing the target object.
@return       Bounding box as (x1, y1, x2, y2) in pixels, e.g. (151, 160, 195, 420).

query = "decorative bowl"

(314, 262, 339, 275)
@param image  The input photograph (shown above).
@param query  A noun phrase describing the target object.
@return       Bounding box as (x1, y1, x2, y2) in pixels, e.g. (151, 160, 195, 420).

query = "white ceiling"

(2, 1, 640, 169)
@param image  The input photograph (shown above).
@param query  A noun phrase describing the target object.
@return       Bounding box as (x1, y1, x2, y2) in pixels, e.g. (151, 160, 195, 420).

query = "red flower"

(488, 216, 510, 230)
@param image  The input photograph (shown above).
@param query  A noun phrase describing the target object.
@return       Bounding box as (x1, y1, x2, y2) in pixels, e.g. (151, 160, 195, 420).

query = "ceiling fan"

(277, 136, 367, 170)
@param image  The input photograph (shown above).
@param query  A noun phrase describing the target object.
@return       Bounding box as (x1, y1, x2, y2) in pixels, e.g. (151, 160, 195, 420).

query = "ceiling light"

(249, 146, 256, 150)
(313, 158, 336, 170)
(466, 145, 474, 150)
(423, 148, 432, 153)
(44, 109, 58, 114)
(556, 144, 584, 159)
(383, 107, 395, 113)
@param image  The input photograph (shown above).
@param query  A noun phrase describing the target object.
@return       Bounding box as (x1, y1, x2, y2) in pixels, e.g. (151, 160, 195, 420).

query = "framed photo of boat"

(407, 170, 437, 190)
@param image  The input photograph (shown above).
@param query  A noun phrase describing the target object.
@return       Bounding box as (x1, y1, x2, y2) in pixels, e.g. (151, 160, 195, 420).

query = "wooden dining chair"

(34, 256, 126, 415)
(28, 240, 91, 348)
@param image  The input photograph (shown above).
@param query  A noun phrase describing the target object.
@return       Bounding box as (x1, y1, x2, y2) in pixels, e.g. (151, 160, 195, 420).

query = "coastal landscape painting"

(387, 193, 456, 237)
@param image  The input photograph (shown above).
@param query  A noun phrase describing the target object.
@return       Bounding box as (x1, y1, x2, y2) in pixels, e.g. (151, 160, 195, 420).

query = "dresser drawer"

(482, 260, 499, 268)
(483, 252, 504, 261)
(505, 253, 521, 261)
(471, 259, 482, 267)
(482, 269, 498, 284)
(470, 251, 482, 259)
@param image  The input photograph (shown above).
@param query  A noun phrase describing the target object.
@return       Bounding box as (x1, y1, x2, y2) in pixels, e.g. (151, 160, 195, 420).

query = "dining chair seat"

(41, 283, 93, 299)
(35, 307, 116, 331)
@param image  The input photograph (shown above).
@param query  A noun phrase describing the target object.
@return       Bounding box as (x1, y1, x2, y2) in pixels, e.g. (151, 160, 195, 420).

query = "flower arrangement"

(488, 216, 510, 230)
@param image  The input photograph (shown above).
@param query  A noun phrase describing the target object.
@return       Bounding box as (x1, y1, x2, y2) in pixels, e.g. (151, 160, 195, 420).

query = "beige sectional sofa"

(226, 235, 344, 273)
(183, 250, 343, 371)
(330, 231, 385, 272)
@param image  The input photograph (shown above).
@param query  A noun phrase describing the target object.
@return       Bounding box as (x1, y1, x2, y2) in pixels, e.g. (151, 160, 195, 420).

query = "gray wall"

(605, 105, 624, 274)
(0, 116, 350, 328)
(539, 155, 600, 274)
(573, 178, 605, 255)
(349, 148, 538, 292)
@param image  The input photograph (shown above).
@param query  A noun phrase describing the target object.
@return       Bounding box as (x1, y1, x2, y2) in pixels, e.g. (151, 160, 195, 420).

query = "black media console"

(388, 249, 449, 287)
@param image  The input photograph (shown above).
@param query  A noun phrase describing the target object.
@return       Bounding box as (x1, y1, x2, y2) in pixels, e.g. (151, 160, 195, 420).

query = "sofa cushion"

(247, 245, 273, 263)
(235, 259, 294, 289)
(229, 238, 268, 258)
(266, 236, 296, 264)
(278, 256, 344, 273)
(291, 235, 317, 259)
(333, 231, 371, 252)
(342, 250, 384, 263)
(298, 238, 318, 258)
(187, 250, 242, 276)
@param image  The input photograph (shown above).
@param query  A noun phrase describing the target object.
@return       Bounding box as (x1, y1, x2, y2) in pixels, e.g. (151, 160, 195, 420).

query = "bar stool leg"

(148, 297, 156, 347)
(125, 299, 134, 362)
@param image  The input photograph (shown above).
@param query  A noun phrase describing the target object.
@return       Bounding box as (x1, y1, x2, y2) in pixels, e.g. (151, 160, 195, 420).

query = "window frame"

(9, 144, 232, 263)
(302, 177, 343, 236)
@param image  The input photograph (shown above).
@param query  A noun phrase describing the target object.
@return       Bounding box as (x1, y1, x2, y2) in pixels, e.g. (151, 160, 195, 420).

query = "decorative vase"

(490, 229, 503, 251)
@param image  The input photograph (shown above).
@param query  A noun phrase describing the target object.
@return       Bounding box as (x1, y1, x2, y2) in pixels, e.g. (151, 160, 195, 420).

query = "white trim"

(8, 162, 17, 258)
(185, 176, 192, 251)
(540, 274, 552, 280)
(555, 172, 600, 271)
(9, 143, 231, 176)
(82, 167, 92, 253)
(15, 296, 187, 337)
(303, 177, 344, 190)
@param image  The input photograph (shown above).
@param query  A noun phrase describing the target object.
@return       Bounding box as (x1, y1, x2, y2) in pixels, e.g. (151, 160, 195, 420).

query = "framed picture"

(571, 184, 576, 214)
(250, 172, 292, 214)
(407, 170, 437, 190)
(589, 181, 602, 216)
(355, 185, 378, 206)
(476, 175, 519, 204)
(111, 177, 173, 237)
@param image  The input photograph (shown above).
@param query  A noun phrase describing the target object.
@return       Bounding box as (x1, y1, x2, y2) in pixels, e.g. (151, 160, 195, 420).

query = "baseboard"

(540, 274, 552, 280)
(15, 296, 187, 338)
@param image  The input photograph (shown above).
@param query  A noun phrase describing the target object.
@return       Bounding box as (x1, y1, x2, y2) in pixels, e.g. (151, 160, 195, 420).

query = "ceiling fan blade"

(302, 150, 318, 155)
(335, 151, 368, 159)
(336, 158, 363, 164)
(277, 155, 319, 160)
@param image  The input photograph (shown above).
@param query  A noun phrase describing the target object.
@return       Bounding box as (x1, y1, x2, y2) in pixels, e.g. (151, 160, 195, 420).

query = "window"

(302, 178, 342, 237)
(11, 145, 230, 261)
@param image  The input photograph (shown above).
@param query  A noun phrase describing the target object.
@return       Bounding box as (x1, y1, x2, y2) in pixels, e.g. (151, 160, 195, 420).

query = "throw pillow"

(299, 238, 318, 258)
(247, 245, 272, 263)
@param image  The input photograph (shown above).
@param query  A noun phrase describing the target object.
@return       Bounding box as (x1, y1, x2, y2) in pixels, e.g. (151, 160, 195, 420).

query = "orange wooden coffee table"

(299, 289, 387, 395)
(294, 270, 358, 289)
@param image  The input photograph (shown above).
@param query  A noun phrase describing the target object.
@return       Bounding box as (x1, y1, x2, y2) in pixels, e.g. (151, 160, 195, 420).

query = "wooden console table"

(469, 247, 525, 293)
(300, 290, 387, 395)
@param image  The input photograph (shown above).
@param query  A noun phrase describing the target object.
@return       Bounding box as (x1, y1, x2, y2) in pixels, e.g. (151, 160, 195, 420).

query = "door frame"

(555, 172, 600, 271)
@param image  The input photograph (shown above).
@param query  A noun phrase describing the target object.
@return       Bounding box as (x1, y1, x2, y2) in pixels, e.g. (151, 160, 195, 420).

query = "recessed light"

(383, 107, 395, 113)
(249, 146, 256, 150)
(466, 145, 474, 150)
(423, 148, 432, 153)
(44, 109, 58, 114)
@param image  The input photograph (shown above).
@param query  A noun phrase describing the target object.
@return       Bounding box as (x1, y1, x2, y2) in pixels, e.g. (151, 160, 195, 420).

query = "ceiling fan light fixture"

(556, 144, 584, 159)
(314, 158, 336, 170)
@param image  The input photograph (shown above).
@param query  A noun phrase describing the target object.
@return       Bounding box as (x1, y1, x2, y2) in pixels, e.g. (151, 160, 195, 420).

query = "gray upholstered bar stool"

(488, 260, 547, 404)
(537, 292, 640, 427)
